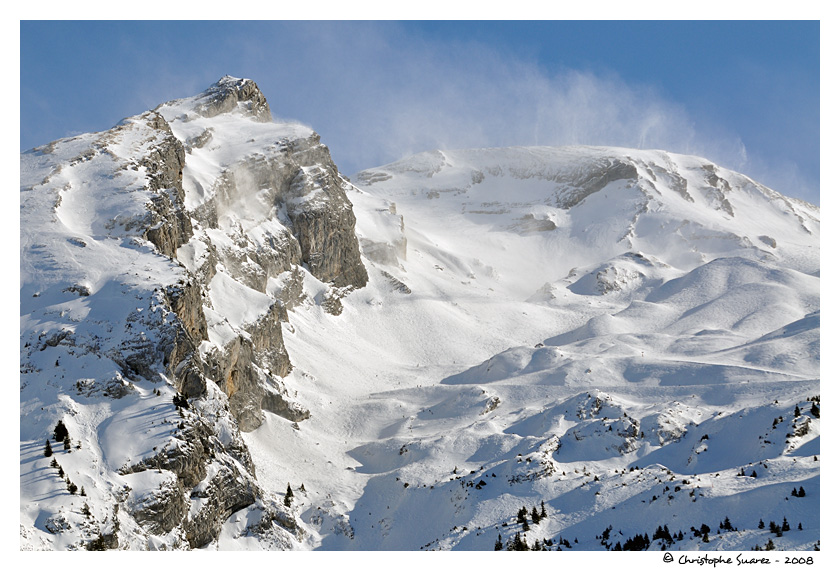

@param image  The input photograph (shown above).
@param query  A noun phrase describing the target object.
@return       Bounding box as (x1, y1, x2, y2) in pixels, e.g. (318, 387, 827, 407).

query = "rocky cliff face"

(20, 76, 369, 550)
(156, 77, 367, 429)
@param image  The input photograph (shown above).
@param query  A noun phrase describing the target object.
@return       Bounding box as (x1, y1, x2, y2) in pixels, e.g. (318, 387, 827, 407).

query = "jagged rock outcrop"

(186, 75, 272, 123)
(202, 337, 265, 432)
(245, 300, 292, 375)
(286, 164, 369, 289)
(20, 76, 362, 550)
(184, 457, 261, 547)
(555, 159, 638, 209)
(150, 78, 364, 428)
(133, 112, 192, 258)
(193, 133, 368, 290)
(119, 401, 264, 546)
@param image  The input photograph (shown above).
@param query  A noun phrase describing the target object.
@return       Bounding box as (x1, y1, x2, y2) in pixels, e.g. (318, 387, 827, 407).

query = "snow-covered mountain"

(20, 77, 819, 551)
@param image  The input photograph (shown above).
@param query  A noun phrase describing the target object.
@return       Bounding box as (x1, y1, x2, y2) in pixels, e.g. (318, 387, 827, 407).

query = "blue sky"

(20, 20, 820, 204)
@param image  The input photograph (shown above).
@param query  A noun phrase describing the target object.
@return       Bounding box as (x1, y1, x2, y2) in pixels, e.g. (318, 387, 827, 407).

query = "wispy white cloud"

(240, 23, 800, 199)
(21, 21, 818, 204)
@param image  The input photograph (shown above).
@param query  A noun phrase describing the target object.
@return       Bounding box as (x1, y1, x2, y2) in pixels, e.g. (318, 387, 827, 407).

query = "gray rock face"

(20, 76, 365, 550)
(201, 134, 369, 290)
(556, 159, 638, 209)
(286, 164, 369, 289)
(130, 479, 188, 536)
(188, 76, 272, 123)
(160, 280, 208, 399)
(245, 301, 292, 376)
(203, 337, 266, 432)
(184, 457, 260, 548)
(136, 112, 193, 258)
(119, 408, 265, 547)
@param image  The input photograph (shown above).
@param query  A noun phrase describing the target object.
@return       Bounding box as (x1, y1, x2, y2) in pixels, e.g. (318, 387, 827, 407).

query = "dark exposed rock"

(134, 112, 192, 258)
(287, 168, 369, 289)
(21, 76, 372, 549)
(185, 128, 214, 152)
(272, 267, 307, 311)
(381, 271, 411, 294)
(189, 76, 272, 123)
(184, 458, 260, 548)
(203, 336, 265, 432)
(203, 134, 368, 290)
(244, 301, 292, 376)
(120, 410, 258, 543)
(63, 284, 91, 296)
(160, 281, 209, 399)
(556, 159, 638, 209)
(130, 479, 188, 535)
(702, 163, 735, 217)
(262, 388, 310, 422)
(319, 287, 346, 316)
(163, 280, 208, 342)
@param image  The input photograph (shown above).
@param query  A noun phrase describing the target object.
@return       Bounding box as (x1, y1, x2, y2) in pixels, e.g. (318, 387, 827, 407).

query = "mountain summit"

(166, 75, 273, 122)
(20, 78, 819, 551)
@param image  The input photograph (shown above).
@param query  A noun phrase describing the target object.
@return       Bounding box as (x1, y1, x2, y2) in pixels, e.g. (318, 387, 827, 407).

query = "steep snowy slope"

(20, 77, 367, 550)
(21, 77, 819, 552)
(241, 146, 819, 551)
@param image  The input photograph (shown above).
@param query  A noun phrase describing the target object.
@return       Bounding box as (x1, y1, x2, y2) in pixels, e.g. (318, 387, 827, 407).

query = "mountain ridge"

(20, 76, 819, 551)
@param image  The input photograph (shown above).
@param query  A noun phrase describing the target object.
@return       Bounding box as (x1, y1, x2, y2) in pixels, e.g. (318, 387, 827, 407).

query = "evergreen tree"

(284, 483, 294, 507)
(654, 525, 672, 543)
(43, 440, 52, 457)
(758, 519, 765, 529)
(494, 534, 503, 551)
(782, 517, 790, 532)
(53, 420, 69, 443)
(810, 403, 820, 418)
(531, 506, 541, 524)
(798, 486, 805, 497)
(540, 500, 547, 519)
(508, 532, 528, 551)
(63, 435, 71, 451)
(794, 405, 801, 417)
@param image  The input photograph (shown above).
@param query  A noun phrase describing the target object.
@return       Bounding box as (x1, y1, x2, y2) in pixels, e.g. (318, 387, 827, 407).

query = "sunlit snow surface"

(21, 94, 819, 552)
(246, 146, 819, 551)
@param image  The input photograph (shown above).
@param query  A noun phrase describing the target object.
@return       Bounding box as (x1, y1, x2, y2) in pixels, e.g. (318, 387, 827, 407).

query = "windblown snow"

(20, 77, 819, 552)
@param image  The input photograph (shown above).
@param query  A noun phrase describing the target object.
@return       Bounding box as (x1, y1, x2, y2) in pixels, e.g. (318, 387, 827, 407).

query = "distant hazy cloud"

(21, 21, 817, 204)
(251, 23, 756, 186)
